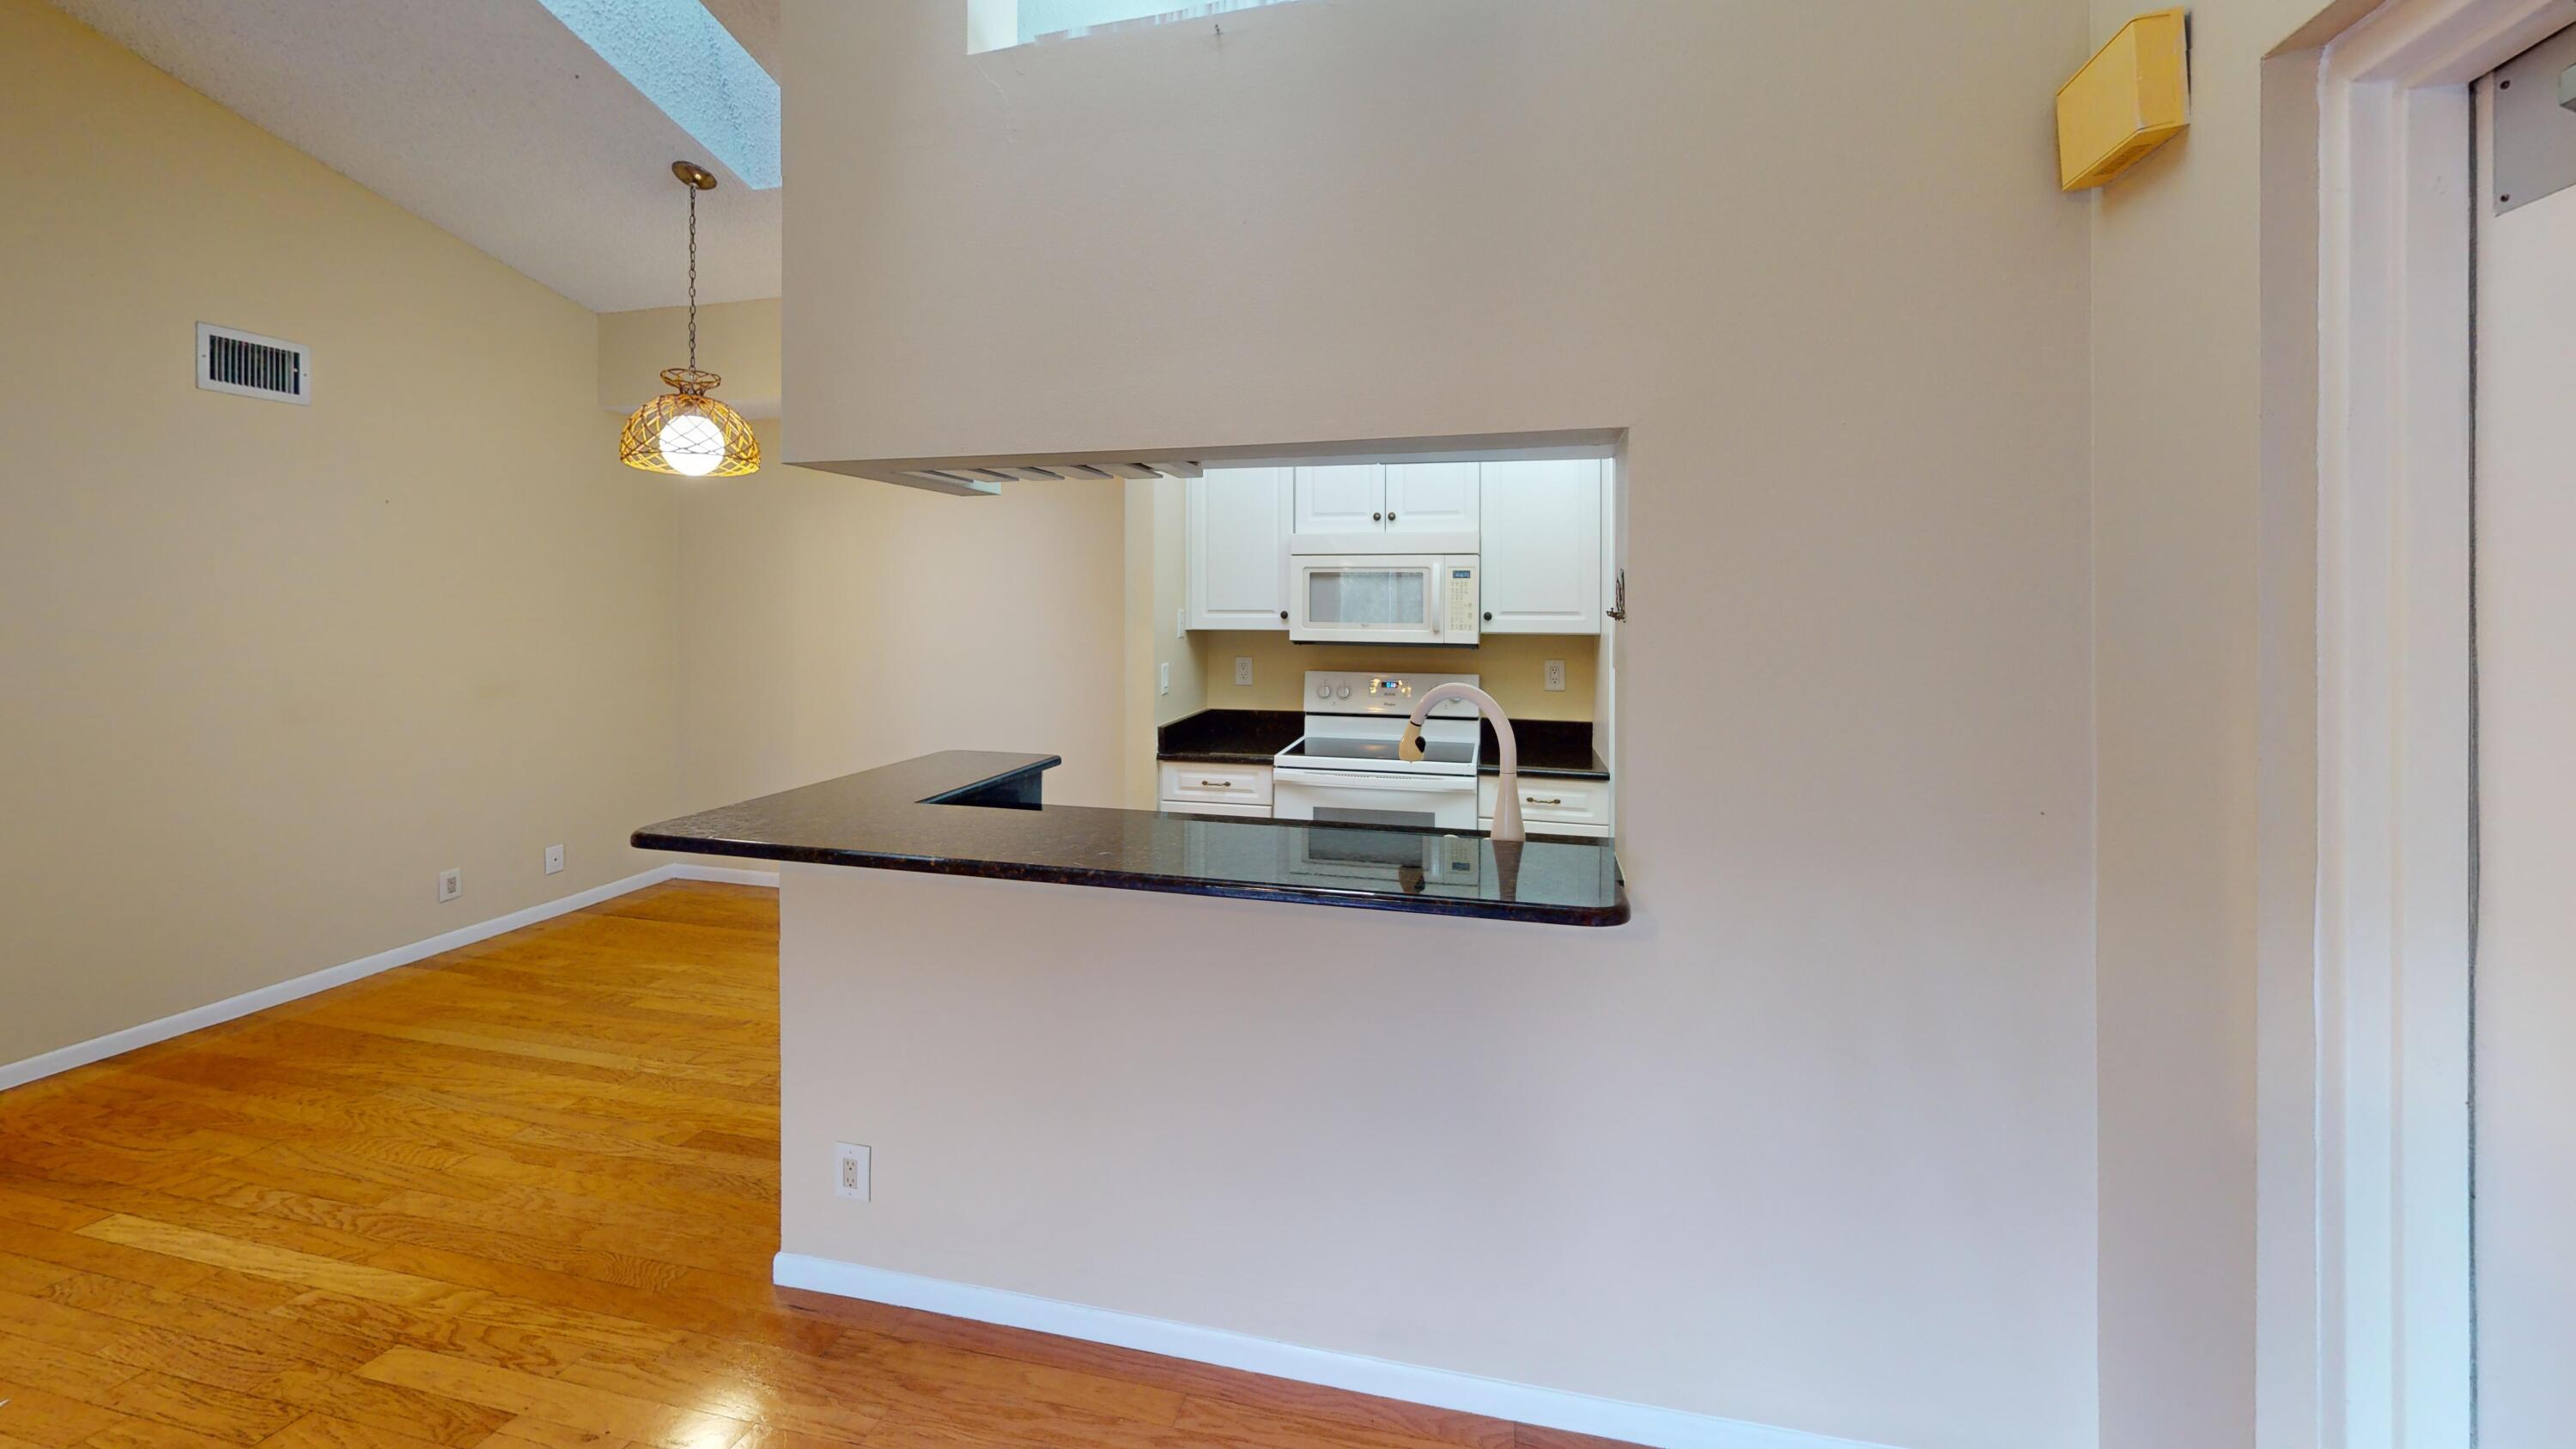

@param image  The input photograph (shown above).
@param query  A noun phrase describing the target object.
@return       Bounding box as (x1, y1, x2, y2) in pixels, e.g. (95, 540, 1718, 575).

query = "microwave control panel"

(1446, 567, 1479, 636)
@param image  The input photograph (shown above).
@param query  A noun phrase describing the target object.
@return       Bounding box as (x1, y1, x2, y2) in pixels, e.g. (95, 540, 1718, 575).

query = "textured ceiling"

(52, 0, 782, 313)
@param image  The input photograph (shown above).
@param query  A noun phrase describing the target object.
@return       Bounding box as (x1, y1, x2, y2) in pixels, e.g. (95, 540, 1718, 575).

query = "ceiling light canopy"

(537, 0, 780, 189)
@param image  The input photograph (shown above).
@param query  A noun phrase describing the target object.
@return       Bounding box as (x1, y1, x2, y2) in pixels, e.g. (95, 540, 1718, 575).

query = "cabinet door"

(1383, 462, 1480, 533)
(1187, 468, 1293, 630)
(1479, 460, 1603, 634)
(1293, 465, 1387, 533)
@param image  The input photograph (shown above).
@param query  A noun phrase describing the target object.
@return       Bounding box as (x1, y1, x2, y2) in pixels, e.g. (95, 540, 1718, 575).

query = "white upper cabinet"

(1291, 465, 1386, 533)
(1201, 456, 1607, 636)
(1382, 462, 1480, 533)
(1479, 459, 1603, 635)
(1186, 468, 1293, 630)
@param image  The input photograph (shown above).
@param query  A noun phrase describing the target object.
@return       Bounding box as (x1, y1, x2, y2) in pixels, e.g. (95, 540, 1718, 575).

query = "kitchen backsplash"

(1194, 631, 1597, 721)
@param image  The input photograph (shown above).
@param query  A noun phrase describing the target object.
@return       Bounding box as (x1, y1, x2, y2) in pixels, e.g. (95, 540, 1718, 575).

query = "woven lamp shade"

(620, 368, 760, 478)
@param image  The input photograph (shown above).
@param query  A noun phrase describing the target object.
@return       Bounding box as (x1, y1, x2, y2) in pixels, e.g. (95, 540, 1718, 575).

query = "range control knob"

(1315, 684, 1331, 699)
(1336, 685, 1353, 698)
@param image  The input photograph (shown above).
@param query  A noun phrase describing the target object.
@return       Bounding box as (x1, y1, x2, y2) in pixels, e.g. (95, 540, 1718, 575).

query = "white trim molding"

(774, 1253, 1902, 1449)
(0, 861, 779, 1092)
(2305, 2, 2572, 1446)
(666, 862, 783, 887)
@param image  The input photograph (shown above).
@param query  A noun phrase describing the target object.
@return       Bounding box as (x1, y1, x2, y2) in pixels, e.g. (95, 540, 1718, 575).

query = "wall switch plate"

(1545, 659, 1567, 691)
(1235, 656, 1253, 686)
(1176, 607, 1187, 639)
(437, 868, 462, 903)
(834, 1142, 872, 1201)
(1158, 662, 1171, 696)
(544, 844, 564, 875)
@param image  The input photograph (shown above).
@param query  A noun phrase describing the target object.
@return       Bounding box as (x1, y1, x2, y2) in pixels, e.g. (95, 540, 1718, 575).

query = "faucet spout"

(1399, 683, 1522, 843)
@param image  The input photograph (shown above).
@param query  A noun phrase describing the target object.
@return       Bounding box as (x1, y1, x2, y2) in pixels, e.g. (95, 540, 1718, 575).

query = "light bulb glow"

(658, 412, 725, 476)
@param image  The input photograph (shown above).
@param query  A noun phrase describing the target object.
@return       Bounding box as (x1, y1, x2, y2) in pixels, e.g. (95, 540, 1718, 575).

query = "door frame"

(2296, 1, 2574, 1445)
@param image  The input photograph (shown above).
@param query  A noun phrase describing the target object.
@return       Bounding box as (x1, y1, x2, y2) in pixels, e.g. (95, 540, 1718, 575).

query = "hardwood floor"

(0, 882, 1637, 1449)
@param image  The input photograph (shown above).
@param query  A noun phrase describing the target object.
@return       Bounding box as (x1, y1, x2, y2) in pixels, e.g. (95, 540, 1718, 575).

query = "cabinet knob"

(1483, 611, 1493, 621)
(1387, 513, 1398, 522)
(1372, 512, 1383, 522)
(1279, 610, 1289, 621)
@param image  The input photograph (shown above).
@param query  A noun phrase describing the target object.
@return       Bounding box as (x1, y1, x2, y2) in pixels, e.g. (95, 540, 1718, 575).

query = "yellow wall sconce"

(2057, 8, 2190, 191)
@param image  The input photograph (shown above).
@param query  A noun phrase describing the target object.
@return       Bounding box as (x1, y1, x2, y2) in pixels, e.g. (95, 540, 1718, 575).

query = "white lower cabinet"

(1479, 775, 1613, 837)
(1159, 762, 1273, 815)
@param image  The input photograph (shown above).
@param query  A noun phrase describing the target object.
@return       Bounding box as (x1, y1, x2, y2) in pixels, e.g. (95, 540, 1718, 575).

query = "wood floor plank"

(0, 1184, 113, 1234)
(39, 1275, 379, 1373)
(248, 1371, 507, 1449)
(80, 1414, 246, 1449)
(0, 1329, 144, 1397)
(246, 1412, 455, 1449)
(0, 1376, 130, 1447)
(0, 883, 1644, 1449)
(70, 1222, 474, 1312)
(824, 1329, 1182, 1428)
(353, 1349, 751, 1449)
(0, 1255, 79, 1300)
(94, 1372, 301, 1447)
(470, 1414, 638, 1449)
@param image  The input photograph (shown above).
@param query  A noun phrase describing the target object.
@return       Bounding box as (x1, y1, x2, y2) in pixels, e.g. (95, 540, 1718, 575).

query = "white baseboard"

(0, 861, 777, 1093)
(772, 1252, 1901, 1449)
(666, 862, 781, 887)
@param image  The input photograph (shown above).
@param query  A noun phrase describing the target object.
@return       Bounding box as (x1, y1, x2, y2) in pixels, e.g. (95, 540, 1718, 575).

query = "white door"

(1479, 459, 1602, 634)
(1187, 468, 1292, 630)
(2474, 50, 2576, 1446)
(1293, 464, 1385, 533)
(1382, 462, 1479, 534)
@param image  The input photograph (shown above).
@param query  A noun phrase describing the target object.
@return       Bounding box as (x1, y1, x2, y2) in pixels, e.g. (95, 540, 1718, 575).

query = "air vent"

(196, 323, 310, 405)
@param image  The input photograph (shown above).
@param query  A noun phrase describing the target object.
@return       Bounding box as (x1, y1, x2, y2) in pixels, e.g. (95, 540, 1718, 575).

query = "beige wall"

(2083, 3, 2341, 1446)
(674, 420, 1127, 815)
(779, 3, 2099, 1446)
(0, 0, 680, 1068)
(599, 297, 782, 419)
(1194, 631, 1596, 721)
(1145, 478, 1208, 730)
(1121, 478, 1210, 807)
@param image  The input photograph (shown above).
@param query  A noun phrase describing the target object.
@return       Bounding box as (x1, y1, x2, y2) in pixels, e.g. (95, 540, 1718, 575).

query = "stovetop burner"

(1280, 736, 1476, 767)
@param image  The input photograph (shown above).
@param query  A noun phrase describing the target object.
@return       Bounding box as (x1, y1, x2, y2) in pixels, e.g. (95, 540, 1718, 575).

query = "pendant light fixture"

(620, 161, 760, 478)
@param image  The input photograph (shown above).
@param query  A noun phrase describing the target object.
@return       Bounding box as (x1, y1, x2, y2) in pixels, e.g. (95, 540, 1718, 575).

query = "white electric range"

(1271, 671, 1483, 834)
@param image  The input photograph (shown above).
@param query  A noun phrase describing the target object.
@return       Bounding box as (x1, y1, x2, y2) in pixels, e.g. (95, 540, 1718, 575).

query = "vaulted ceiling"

(52, 0, 783, 313)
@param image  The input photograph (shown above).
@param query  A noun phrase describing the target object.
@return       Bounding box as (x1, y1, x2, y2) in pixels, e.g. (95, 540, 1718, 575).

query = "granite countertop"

(635, 751, 1627, 928)
(1156, 709, 1610, 779)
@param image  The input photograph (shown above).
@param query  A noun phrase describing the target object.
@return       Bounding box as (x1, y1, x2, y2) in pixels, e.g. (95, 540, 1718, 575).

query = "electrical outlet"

(1545, 659, 1567, 691)
(436, 868, 462, 904)
(834, 1142, 872, 1201)
(1234, 656, 1253, 687)
(544, 844, 564, 876)
(1158, 661, 1170, 696)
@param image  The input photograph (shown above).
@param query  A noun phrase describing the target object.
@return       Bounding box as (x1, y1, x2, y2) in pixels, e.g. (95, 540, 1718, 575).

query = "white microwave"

(1288, 554, 1480, 646)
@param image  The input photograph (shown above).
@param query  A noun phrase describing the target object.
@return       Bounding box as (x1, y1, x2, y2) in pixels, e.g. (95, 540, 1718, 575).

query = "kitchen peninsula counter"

(635, 751, 1626, 927)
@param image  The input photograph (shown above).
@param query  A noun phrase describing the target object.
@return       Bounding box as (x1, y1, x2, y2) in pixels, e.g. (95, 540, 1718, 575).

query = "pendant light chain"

(686, 180, 699, 374)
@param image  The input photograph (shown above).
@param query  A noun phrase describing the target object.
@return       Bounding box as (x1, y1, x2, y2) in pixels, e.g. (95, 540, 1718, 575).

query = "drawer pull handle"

(1200, 779, 1234, 788)
(1525, 795, 1565, 806)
